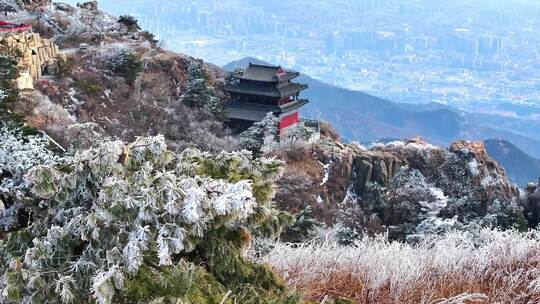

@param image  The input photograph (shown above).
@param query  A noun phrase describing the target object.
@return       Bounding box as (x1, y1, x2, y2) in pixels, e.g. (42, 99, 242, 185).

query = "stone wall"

(17, 0, 50, 9)
(0, 31, 60, 89)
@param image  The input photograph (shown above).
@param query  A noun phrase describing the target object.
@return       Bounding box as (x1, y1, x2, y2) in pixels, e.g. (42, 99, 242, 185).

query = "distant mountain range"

(223, 57, 540, 161)
(484, 139, 540, 187)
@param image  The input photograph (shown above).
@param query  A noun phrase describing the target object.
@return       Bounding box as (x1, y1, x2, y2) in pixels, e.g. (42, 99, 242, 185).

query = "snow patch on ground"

(370, 140, 438, 152)
(468, 159, 480, 176)
(43, 2, 120, 37)
(420, 187, 449, 217)
(341, 185, 361, 205)
(350, 142, 367, 151)
(68, 87, 84, 105)
(481, 175, 504, 188)
(318, 160, 332, 186)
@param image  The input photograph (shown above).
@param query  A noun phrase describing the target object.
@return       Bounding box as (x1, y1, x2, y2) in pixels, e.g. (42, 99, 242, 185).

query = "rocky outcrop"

(18, 0, 49, 9)
(353, 150, 402, 194)
(77, 1, 98, 11)
(520, 180, 540, 228)
(450, 140, 507, 179)
(0, 31, 61, 89)
(276, 137, 528, 240)
(450, 140, 518, 197)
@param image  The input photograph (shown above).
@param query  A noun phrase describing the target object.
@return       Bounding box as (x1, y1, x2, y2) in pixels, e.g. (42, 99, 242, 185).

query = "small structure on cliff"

(17, 0, 50, 9)
(77, 1, 98, 11)
(0, 20, 31, 33)
(0, 21, 61, 89)
(225, 63, 310, 137)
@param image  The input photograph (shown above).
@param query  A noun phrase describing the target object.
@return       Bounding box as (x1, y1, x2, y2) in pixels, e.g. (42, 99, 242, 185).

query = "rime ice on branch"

(0, 135, 298, 303)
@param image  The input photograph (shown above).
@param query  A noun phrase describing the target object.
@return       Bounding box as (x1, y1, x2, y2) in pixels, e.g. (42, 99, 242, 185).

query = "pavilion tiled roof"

(234, 63, 300, 82)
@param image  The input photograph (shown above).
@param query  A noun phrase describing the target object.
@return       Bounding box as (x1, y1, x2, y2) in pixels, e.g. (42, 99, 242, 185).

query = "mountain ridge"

(484, 139, 540, 187)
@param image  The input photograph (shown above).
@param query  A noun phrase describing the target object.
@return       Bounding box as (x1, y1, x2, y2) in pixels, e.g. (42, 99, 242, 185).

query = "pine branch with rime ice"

(0, 134, 294, 303)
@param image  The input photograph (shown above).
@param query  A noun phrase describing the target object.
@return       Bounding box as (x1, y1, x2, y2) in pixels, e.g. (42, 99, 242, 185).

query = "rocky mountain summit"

(277, 135, 527, 241)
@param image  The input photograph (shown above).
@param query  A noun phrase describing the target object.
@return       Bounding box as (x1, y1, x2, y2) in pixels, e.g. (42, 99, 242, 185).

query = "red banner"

(279, 112, 299, 130)
(0, 21, 32, 33)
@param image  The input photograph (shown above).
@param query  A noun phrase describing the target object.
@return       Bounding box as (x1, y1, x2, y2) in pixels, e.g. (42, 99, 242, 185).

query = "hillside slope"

(4, 0, 238, 152)
(2, 2, 540, 304)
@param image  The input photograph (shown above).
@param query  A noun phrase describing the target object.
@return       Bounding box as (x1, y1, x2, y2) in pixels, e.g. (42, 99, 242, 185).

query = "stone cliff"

(352, 149, 402, 194)
(1, 31, 60, 89)
(277, 136, 527, 241)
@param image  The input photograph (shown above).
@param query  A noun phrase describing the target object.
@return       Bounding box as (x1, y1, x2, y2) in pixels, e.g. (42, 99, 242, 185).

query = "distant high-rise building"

(479, 35, 501, 55)
(198, 12, 209, 27)
(326, 32, 337, 52)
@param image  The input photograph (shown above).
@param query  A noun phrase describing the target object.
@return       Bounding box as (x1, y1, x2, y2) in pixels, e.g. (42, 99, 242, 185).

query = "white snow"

(420, 187, 449, 217)
(481, 175, 504, 188)
(370, 140, 437, 152)
(341, 185, 361, 205)
(68, 87, 84, 106)
(468, 159, 480, 176)
(318, 160, 332, 186)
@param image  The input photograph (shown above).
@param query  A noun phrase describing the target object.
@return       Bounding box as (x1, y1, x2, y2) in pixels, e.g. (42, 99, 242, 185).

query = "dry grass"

(258, 229, 540, 303)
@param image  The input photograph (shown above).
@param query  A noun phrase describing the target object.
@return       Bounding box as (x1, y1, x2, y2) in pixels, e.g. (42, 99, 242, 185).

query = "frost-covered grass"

(260, 229, 540, 303)
(370, 139, 438, 152)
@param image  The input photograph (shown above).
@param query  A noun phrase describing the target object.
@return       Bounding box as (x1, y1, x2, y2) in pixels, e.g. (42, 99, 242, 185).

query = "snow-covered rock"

(276, 137, 527, 241)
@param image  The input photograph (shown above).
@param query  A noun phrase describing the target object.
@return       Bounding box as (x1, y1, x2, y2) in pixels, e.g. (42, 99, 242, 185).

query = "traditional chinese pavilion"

(224, 63, 309, 135)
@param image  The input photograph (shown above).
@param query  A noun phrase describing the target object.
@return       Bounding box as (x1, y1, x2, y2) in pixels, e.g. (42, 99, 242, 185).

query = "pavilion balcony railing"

(280, 99, 309, 111)
(300, 118, 320, 128)
(226, 99, 309, 113)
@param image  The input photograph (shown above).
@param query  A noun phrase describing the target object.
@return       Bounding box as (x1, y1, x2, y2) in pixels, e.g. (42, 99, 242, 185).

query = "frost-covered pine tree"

(108, 49, 143, 85)
(181, 59, 223, 115)
(282, 121, 311, 143)
(239, 112, 279, 153)
(0, 135, 300, 303)
(0, 55, 19, 107)
(0, 125, 61, 232)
